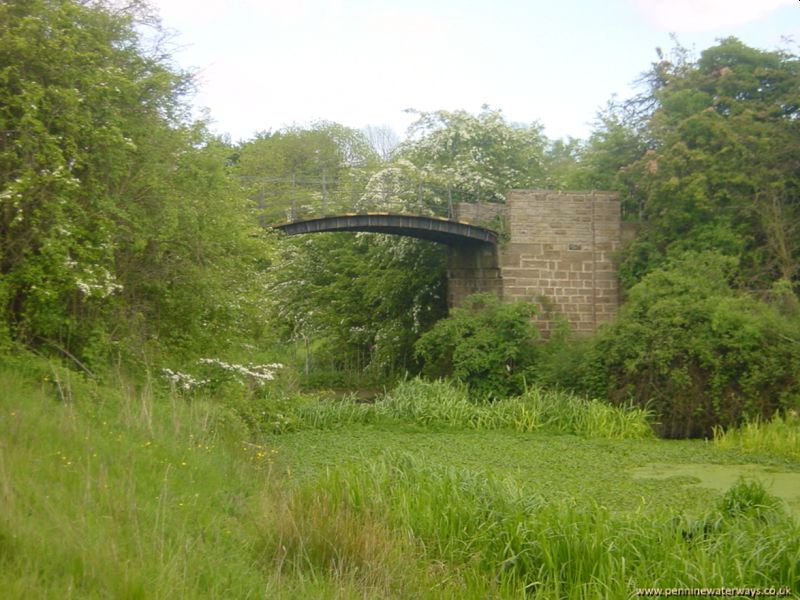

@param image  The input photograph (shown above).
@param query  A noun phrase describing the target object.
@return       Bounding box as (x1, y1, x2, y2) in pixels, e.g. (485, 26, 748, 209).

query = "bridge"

(249, 170, 501, 245)
(246, 171, 621, 334)
(275, 213, 498, 246)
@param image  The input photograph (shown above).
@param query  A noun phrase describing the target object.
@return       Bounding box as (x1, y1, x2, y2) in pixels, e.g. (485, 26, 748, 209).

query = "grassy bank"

(1, 358, 798, 598)
(0, 361, 279, 598)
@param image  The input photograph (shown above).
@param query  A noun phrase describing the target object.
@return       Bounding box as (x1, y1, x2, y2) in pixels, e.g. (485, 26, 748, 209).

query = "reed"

(293, 378, 655, 439)
(714, 412, 800, 461)
(261, 452, 799, 598)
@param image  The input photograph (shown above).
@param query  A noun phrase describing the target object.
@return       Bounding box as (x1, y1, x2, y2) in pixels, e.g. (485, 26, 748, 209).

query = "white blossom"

(161, 368, 208, 391)
(198, 358, 283, 386)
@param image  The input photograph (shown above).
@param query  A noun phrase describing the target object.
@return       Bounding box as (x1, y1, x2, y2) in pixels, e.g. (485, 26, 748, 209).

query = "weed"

(714, 413, 800, 461)
(285, 378, 655, 439)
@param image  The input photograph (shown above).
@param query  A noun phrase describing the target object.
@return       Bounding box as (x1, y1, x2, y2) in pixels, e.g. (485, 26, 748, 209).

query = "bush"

(589, 252, 800, 438)
(414, 294, 538, 399)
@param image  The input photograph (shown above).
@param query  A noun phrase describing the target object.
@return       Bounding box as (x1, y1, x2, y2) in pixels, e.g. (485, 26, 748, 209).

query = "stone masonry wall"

(450, 191, 621, 335)
(447, 202, 505, 307)
(445, 243, 502, 307)
(501, 190, 620, 334)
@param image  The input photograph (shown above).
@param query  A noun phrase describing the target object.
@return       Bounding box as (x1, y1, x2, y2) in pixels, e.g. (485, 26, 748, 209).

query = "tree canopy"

(582, 38, 800, 292)
(400, 107, 549, 203)
(0, 0, 268, 363)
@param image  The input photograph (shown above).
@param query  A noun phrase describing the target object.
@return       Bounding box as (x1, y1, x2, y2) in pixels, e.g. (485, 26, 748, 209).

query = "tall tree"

(612, 38, 800, 291)
(0, 0, 267, 363)
(398, 107, 548, 204)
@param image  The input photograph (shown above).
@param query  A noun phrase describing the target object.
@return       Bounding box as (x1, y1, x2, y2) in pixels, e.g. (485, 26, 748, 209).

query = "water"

(631, 463, 800, 517)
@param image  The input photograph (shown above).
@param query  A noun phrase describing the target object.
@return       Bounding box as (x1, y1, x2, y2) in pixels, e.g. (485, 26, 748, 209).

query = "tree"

(569, 101, 649, 213)
(362, 124, 401, 162)
(266, 232, 446, 378)
(398, 107, 548, 204)
(235, 122, 380, 222)
(0, 0, 268, 364)
(611, 38, 800, 291)
(589, 252, 800, 438)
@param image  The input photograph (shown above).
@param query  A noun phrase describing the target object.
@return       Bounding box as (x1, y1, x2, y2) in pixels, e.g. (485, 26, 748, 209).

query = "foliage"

(0, 0, 269, 365)
(540, 136, 583, 189)
(602, 38, 800, 292)
(399, 106, 548, 203)
(714, 412, 800, 461)
(587, 252, 800, 438)
(414, 293, 539, 399)
(264, 452, 799, 598)
(162, 358, 284, 394)
(716, 478, 788, 523)
(287, 378, 654, 439)
(526, 318, 603, 392)
(235, 122, 380, 222)
(569, 101, 650, 215)
(265, 232, 447, 378)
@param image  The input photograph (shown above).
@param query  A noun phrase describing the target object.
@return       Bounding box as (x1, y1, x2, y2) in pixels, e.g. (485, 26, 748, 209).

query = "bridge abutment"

(445, 244, 501, 307)
(451, 190, 621, 335)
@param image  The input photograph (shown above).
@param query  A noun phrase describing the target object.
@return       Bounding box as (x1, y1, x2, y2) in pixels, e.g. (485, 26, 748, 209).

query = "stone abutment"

(448, 190, 621, 335)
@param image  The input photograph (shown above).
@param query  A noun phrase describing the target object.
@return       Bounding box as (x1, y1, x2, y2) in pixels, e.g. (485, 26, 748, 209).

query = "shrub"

(590, 252, 800, 438)
(414, 294, 538, 399)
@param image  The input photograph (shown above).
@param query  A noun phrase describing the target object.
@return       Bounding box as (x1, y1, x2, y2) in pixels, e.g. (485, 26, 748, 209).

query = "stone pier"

(448, 190, 621, 335)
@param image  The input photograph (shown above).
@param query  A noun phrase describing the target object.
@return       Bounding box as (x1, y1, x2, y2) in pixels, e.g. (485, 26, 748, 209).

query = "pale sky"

(149, 0, 800, 143)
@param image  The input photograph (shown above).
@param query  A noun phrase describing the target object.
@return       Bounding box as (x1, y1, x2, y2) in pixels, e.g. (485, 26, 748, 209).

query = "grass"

(261, 452, 799, 598)
(714, 412, 800, 461)
(2, 355, 798, 598)
(0, 359, 280, 598)
(293, 377, 655, 439)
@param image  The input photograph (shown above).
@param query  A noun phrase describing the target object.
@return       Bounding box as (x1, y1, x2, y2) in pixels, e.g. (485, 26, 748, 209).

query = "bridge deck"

(273, 213, 498, 246)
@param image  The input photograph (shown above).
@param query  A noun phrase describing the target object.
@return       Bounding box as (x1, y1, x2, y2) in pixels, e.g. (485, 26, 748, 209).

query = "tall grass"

(4, 357, 794, 598)
(295, 378, 654, 439)
(260, 452, 800, 598)
(714, 412, 800, 461)
(0, 358, 293, 598)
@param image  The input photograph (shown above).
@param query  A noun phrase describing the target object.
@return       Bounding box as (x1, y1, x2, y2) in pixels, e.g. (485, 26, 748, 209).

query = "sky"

(148, 0, 800, 143)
